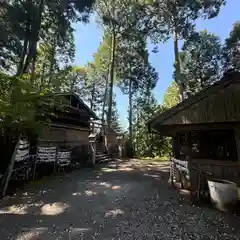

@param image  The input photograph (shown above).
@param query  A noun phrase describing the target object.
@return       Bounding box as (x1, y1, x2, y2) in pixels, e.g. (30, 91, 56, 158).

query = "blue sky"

(73, 0, 239, 129)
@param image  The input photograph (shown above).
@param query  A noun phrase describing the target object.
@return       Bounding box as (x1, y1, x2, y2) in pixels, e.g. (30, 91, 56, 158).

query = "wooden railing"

(170, 158, 189, 184)
(170, 157, 240, 199)
(173, 158, 188, 173)
(191, 159, 240, 183)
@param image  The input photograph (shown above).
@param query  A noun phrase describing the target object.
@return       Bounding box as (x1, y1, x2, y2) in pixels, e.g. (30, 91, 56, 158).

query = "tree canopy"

(179, 30, 223, 96)
(0, 0, 232, 161)
(223, 21, 240, 70)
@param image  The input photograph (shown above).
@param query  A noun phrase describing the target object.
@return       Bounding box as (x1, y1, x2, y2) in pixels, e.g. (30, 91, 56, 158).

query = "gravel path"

(0, 159, 240, 240)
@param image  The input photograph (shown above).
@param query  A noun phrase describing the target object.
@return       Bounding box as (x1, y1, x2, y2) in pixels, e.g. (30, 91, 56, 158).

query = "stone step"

(96, 152, 106, 155)
(96, 154, 108, 158)
(99, 158, 110, 163)
(95, 153, 110, 163)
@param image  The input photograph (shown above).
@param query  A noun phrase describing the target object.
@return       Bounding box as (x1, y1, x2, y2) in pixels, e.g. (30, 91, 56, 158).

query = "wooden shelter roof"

(54, 92, 99, 120)
(148, 71, 240, 135)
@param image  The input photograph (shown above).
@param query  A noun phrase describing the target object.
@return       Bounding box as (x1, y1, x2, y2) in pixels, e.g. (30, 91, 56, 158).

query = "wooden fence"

(170, 158, 240, 199)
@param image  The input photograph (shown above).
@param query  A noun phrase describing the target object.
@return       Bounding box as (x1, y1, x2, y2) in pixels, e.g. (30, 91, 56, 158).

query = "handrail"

(172, 158, 188, 173)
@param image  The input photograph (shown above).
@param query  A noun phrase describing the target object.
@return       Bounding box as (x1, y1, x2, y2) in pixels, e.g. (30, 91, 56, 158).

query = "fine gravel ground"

(0, 159, 240, 240)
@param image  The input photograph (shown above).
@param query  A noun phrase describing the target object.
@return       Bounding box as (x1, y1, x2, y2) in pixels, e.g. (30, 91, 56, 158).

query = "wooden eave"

(148, 71, 240, 134)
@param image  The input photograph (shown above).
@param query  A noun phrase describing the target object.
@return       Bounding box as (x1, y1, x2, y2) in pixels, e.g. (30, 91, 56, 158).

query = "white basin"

(208, 179, 238, 211)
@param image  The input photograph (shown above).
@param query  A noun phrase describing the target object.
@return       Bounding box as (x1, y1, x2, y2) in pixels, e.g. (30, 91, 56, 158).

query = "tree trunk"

(128, 78, 133, 152)
(22, 0, 44, 74)
(101, 48, 111, 123)
(30, 50, 37, 82)
(101, 74, 109, 123)
(48, 36, 57, 85)
(173, 27, 185, 101)
(106, 31, 116, 126)
(135, 101, 139, 154)
(16, 34, 29, 76)
(90, 83, 95, 111)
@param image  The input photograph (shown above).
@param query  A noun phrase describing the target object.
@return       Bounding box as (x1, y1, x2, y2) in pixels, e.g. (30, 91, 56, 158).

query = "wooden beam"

(46, 123, 90, 132)
(52, 114, 90, 125)
(55, 110, 89, 119)
(63, 105, 89, 115)
(152, 122, 240, 136)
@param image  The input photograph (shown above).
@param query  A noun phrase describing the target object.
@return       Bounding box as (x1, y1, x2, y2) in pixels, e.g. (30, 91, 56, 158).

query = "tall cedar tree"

(116, 30, 158, 154)
(94, 0, 148, 126)
(144, 0, 225, 100)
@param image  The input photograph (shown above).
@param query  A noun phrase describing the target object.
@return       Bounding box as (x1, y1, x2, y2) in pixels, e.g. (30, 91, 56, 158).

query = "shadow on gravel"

(0, 160, 173, 239)
(1, 159, 240, 239)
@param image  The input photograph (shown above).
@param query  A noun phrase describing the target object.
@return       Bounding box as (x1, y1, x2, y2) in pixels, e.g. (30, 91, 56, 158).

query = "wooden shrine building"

(147, 70, 240, 195)
(37, 92, 121, 158)
(38, 92, 99, 146)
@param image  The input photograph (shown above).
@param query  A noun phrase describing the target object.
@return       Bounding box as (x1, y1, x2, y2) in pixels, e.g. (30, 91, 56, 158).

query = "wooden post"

(187, 132, 192, 153)
(172, 135, 180, 158)
(89, 133, 96, 166)
(171, 136, 176, 158)
(116, 135, 123, 159)
(33, 158, 37, 180)
(234, 127, 240, 162)
(104, 125, 108, 153)
(196, 161, 202, 200)
(119, 144, 122, 159)
(168, 158, 175, 186)
(171, 135, 179, 184)
(1, 135, 21, 197)
(92, 142, 96, 165)
(53, 145, 57, 174)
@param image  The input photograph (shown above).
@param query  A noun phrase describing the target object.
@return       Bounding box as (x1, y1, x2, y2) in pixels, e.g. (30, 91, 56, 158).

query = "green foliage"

(163, 82, 180, 108)
(0, 0, 95, 76)
(0, 0, 230, 166)
(109, 94, 122, 132)
(116, 35, 157, 94)
(76, 33, 111, 120)
(145, 0, 225, 42)
(179, 30, 223, 96)
(94, 0, 121, 125)
(223, 21, 240, 70)
(94, 0, 153, 125)
(93, 32, 112, 74)
(132, 91, 171, 158)
(0, 0, 96, 171)
(144, 0, 225, 98)
(130, 60, 160, 158)
(133, 79, 181, 159)
(60, 31, 122, 132)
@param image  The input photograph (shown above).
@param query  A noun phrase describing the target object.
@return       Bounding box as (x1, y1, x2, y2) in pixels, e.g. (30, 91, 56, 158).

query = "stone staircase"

(94, 139, 119, 164)
(95, 146, 110, 163)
